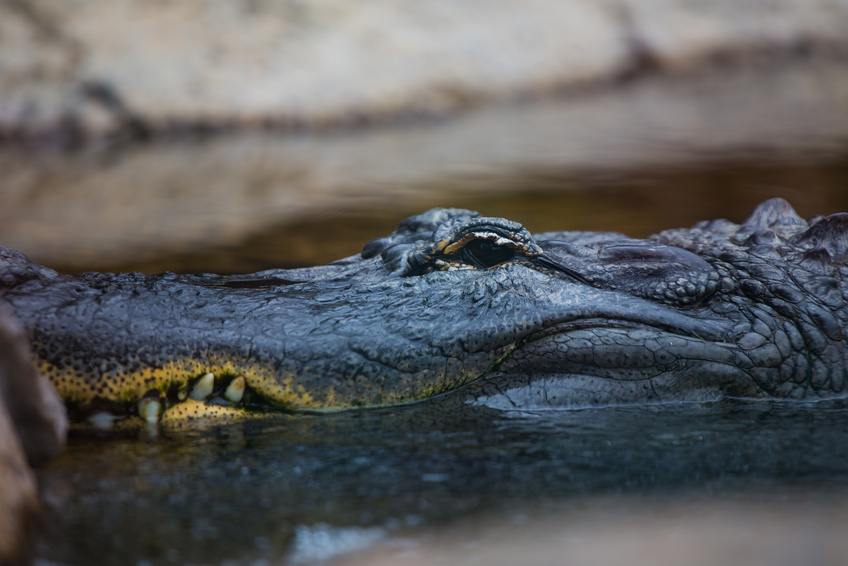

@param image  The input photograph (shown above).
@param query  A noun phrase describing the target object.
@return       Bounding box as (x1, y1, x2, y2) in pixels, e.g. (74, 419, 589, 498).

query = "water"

(35, 399, 848, 565)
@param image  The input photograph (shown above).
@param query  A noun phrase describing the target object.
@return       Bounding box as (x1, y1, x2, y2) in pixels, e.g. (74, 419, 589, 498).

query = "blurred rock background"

(0, 301, 66, 566)
(1, 0, 847, 272)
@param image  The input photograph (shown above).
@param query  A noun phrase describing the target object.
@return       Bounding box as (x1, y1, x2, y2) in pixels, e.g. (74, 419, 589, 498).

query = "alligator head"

(1, 198, 846, 421)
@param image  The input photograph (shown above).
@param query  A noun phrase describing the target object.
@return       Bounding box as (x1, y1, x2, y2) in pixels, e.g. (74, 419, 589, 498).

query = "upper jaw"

(534, 290, 733, 343)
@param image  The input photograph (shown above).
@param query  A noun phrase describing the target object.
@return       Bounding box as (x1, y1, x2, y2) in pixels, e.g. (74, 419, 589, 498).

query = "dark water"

(35, 399, 848, 565)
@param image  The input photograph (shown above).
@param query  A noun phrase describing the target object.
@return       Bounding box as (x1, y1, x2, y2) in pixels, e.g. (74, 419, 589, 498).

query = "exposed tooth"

(224, 376, 246, 403)
(177, 388, 188, 401)
(189, 372, 215, 400)
(137, 398, 162, 424)
(88, 412, 117, 430)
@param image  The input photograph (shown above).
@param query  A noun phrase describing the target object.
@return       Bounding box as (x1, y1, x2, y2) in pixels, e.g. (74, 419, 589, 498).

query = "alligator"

(0, 198, 846, 424)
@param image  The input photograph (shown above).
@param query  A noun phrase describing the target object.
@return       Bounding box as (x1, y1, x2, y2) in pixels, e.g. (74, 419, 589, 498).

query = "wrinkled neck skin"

(1, 198, 846, 420)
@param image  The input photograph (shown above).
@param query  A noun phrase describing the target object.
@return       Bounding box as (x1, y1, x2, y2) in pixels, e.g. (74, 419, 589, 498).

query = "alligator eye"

(458, 239, 516, 269)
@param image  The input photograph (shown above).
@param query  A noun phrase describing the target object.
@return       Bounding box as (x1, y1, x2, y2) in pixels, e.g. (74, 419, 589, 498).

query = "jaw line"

(534, 302, 732, 343)
(503, 266, 731, 342)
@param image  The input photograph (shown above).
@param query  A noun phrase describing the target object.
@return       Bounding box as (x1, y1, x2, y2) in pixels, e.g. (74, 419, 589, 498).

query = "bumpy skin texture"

(0, 198, 846, 420)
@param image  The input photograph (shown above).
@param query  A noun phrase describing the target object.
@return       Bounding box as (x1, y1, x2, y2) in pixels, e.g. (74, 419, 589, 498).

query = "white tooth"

(88, 412, 117, 430)
(137, 398, 162, 424)
(189, 372, 215, 400)
(177, 388, 188, 401)
(224, 376, 245, 403)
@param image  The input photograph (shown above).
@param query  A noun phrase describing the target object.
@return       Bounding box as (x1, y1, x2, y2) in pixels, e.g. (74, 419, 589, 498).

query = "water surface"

(36, 399, 848, 565)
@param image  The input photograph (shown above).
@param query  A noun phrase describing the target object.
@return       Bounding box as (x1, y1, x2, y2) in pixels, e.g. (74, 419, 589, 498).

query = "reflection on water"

(154, 154, 848, 274)
(36, 399, 848, 565)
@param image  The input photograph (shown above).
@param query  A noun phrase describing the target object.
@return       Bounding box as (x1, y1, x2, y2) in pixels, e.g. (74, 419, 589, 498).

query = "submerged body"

(0, 198, 846, 422)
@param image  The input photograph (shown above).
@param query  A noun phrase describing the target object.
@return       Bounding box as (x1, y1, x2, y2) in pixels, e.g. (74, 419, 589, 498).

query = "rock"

(0, 301, 67, 565)
(627, 0, 848, 69)
(0, 399, 38, 566)
(1, 0, 847, 137)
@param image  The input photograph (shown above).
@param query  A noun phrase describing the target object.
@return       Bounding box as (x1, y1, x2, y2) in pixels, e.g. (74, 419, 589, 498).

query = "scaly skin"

(0, 198, 846, 422)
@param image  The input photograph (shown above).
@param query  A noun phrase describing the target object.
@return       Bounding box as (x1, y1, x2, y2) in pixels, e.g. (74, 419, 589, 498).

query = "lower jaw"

(464, 370, 731, 411)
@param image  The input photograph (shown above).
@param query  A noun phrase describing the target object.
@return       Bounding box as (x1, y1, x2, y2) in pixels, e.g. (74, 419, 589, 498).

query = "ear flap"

(742, 198, 808, 234)
(792, 213, 848, 264)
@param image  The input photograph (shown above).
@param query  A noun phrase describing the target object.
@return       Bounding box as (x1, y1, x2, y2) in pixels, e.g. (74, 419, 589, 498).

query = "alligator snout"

(0, 198, 845, 424)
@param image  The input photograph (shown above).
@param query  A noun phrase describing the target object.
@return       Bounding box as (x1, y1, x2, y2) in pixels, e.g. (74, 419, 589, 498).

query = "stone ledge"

(2, 0, 847, 138)
(0, 301, 67, 565)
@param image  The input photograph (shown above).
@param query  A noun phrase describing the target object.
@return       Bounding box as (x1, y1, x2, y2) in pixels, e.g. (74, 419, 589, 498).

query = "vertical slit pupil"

(460, 239, 515, 268)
